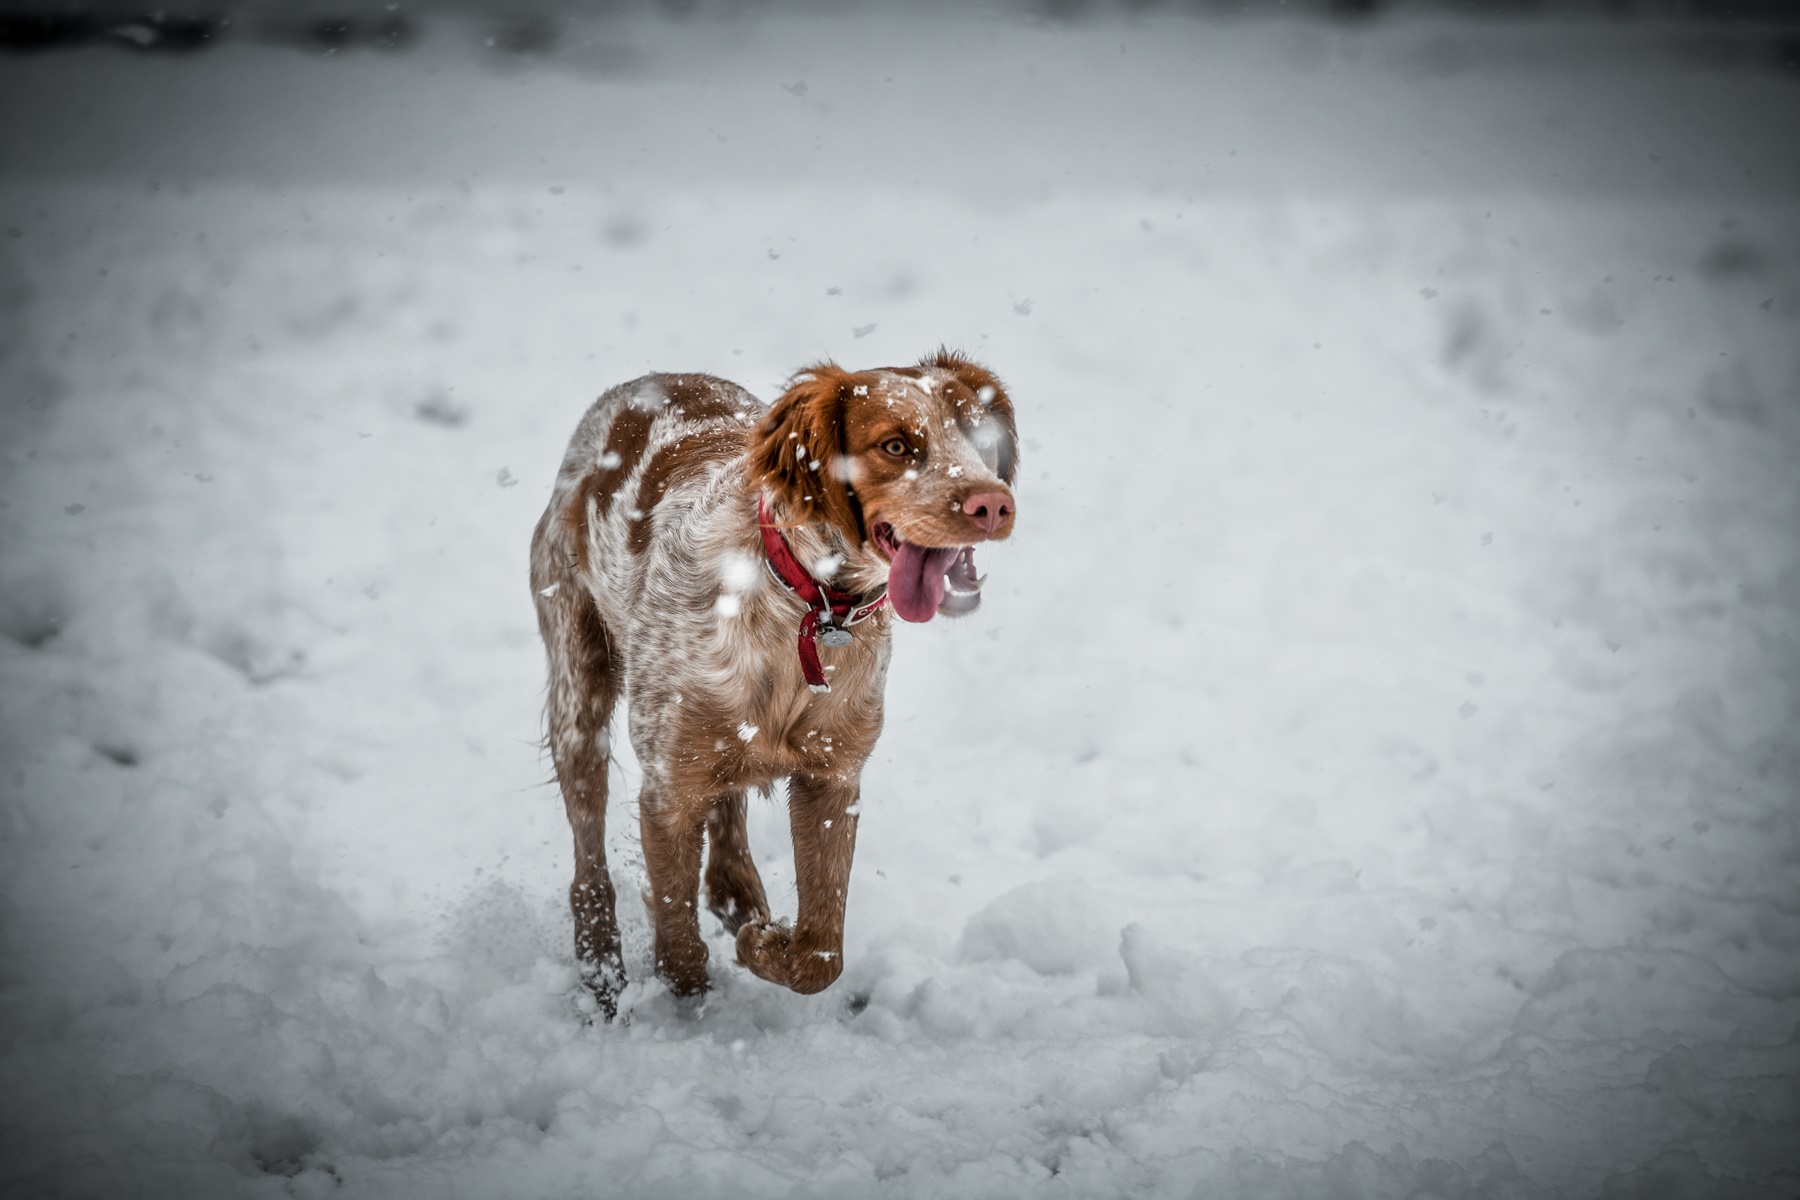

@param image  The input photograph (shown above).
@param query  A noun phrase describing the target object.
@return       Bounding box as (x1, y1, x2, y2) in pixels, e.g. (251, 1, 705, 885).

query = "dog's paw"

(654, 943, 711, 1000)
(735, 921, 843, 995)
(735, 919, 790, 981)
(576, 956, 625, 1023)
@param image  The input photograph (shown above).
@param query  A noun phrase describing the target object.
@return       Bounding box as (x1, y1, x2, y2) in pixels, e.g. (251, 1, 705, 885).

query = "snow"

(2, 9, 1798, 1199)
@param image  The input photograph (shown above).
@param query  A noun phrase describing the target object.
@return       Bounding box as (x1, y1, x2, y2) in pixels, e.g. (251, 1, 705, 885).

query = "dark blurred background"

(4, 0, 1798, 59)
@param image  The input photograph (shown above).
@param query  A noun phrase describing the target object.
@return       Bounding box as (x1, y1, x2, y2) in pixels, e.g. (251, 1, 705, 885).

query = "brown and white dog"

(530, 350, 1018, 1016)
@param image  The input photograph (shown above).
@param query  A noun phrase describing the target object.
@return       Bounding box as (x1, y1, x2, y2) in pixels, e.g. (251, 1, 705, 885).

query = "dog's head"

(750, 349, 1018, 622)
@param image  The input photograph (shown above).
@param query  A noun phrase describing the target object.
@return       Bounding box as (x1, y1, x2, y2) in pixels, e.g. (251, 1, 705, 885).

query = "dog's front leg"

(736, 771, 858, 995)
(639, 789, 712, 998)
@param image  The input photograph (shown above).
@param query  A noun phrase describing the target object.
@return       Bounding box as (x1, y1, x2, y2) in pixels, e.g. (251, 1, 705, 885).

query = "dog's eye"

(879, 437, 910, 457)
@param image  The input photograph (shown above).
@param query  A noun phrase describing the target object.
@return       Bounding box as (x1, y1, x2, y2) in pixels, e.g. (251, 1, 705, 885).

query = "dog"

(530, 350, 1018, 1016)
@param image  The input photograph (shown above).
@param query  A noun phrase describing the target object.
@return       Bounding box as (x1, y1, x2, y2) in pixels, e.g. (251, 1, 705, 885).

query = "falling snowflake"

(720, 552, 759, 593)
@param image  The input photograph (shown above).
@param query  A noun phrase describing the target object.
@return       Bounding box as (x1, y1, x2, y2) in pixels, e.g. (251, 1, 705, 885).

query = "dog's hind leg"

(532, 517, 624, 1018)
(705, 792, 771, 936)
(639, 783, 713, 998)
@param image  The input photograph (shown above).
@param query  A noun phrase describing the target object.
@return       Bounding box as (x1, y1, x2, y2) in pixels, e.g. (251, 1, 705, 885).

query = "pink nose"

(962, 491, 1014, 535)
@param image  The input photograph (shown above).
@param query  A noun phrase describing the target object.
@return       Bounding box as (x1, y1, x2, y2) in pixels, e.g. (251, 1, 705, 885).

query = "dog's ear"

(750, 364, 863, 537)
(924, 348, 1018, 485)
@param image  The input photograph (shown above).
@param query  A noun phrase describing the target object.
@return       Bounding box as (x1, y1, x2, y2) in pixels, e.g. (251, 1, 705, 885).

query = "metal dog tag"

(819, 625, 853, 648)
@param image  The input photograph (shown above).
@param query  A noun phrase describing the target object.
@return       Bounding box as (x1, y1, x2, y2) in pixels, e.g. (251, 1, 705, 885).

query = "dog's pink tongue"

(888, 540, 962, 623)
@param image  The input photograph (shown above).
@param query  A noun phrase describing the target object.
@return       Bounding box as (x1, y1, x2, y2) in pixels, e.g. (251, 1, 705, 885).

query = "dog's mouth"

(871, 522, 983, 623)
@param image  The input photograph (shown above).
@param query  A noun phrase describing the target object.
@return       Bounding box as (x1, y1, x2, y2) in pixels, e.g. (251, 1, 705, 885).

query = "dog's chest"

(634, 614, 890, 793)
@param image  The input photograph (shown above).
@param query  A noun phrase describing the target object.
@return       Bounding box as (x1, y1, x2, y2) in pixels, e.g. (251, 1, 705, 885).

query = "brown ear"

(750, 364, 863, 537)
(923, 348, 1019, 485)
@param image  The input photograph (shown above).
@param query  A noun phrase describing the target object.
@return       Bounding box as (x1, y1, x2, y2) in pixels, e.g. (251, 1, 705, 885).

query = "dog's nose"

(962, 491, 1014, 535)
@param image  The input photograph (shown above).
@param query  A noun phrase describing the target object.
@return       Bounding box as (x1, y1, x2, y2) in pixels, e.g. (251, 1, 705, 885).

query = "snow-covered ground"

(2, 11, 1797, 1198)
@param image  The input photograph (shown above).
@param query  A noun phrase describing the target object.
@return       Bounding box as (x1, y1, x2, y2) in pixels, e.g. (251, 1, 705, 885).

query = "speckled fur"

(531, 355, 1018, 1013)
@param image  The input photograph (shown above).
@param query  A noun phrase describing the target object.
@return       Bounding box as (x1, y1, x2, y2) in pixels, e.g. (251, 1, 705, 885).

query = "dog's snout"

(962, 491, 1014, 536)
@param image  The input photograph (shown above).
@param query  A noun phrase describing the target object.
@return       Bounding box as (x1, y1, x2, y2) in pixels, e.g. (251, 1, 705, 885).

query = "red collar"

(757, 493, 888, 694)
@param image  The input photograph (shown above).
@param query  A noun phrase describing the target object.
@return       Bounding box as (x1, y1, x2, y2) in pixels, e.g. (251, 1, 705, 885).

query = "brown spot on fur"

(596, 405, 657, 513)
(567, 401, 657, 571)
(626, 427, 748, 557)
(663, 374, 756, 426)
